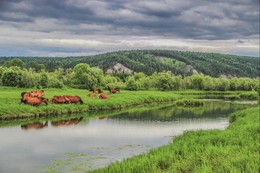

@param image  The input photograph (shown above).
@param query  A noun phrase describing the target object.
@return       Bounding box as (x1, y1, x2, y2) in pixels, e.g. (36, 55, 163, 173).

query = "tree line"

(0, 59, 259, 93)
(0, 50, 259, 77)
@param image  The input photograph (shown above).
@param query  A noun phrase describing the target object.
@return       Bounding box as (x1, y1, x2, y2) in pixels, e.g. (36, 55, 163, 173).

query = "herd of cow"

(20, 87, 120, 106)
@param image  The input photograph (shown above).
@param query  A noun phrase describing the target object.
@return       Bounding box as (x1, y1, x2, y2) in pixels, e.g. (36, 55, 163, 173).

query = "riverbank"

(0, 87, 180, 120)
(0, 86, 257, 120)
(90, 107, 259, 173)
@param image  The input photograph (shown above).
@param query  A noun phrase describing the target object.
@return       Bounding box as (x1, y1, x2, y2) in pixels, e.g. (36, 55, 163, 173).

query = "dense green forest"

(0, 50, 259, 77)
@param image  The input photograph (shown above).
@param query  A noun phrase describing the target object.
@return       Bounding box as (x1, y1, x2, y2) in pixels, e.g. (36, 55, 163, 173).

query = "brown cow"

(21, 91, 28, 97)
(22, 92, 32, 101)
(108, 87, 120, 93)
(87, 93, 96, 97)
(64, 95, 83, 104)
(98, 89, 103, 93)
(21, 122, 48, 130)
(89, 88, 103, 93)
(25, 97, 48, 106)
(51, 96, 70, 104)
(89, 88, 98, 93)
(21, 92, 31, 104)
(99, 94, 108, 99)
(21, 92, 35, 104)
(21, 90, 44, 104)
(22, 92, 48, 106)
(30, 90, 44, 97)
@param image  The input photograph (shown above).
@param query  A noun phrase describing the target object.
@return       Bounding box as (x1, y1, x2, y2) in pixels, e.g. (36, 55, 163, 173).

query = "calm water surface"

(0, 100, 255, 173)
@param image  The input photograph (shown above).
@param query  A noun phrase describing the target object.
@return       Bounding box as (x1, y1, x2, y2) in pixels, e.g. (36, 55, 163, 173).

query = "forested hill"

(0, 50, 259, 77)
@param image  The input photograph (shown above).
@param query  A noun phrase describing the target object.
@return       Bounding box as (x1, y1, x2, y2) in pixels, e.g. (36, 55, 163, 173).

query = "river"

(0, 100, 256, 173)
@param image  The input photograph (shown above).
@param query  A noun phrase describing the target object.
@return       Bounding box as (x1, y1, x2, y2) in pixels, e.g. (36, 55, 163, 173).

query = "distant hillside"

(0, 50, 259, 77)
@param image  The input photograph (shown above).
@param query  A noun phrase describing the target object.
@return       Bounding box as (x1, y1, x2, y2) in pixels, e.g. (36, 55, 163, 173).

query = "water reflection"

(98, 116, 108, 120)
(0, 100, 256, 173)
(21, 122, 48, 130)
(51, 117, 83, 127)
(111, 101, 254, 121)
(20, 117, 83, 130)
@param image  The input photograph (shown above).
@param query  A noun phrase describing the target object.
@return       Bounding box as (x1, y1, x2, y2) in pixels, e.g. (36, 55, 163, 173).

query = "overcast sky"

(0, 0, 259, 57)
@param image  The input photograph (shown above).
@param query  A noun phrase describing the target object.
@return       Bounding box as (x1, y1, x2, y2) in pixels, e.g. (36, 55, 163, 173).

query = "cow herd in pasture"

(20, 87, 120, 106)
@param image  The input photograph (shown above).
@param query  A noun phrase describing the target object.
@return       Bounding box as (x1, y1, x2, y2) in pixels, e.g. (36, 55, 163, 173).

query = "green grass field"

(90, 107, 260, 173)
(0, 87, 182, 120)
(0, 86, 257, 120)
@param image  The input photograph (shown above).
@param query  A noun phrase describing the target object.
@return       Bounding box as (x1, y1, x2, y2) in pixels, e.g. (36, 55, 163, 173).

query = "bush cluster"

(0, 60, 259, 92)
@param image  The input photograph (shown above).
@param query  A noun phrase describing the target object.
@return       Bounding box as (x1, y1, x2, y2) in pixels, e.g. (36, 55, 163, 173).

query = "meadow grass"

(0, 87, 182, 120)
(0, 86, 257, 120)
(90, 107, 260, 173)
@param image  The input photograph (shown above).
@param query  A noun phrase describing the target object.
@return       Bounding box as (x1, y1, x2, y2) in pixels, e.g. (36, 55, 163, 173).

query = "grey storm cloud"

(0, 0, 259, 56)
(1, 0, 259, 39)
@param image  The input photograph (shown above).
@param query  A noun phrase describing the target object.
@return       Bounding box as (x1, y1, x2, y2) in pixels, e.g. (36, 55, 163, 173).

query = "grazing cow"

(64, 95, 83, 104)
(21, 91, 28, 97)
(99, 93, 108, 99)
(51, 117, 83, 127)
(30, 90, 44, 97)
(21, 90, 44, 104)
(24, 96, 48, 106)
(21, 92, 31, 104)
(51, 96, 70, 104)
(98, 89, 103, 93)
(108, 87, 120, 93)
(89, 88, 103, 93)
(87, 93, 96, 97)
(21, 92, 35, 104)
(21, 122, 48, 130)
(89, 88, 98, 93)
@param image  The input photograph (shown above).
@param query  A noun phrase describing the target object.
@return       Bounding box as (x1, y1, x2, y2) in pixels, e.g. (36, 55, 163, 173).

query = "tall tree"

(4, 58, 24, 68)
(1, 67, 22, 87)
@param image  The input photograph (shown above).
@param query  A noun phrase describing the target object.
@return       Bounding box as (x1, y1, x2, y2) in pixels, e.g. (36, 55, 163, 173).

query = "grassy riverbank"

(0, 87, 181, 120)
(90, 107, 259, 173)
(1, 100, 254, 129)
(0, 86, 257, 120)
